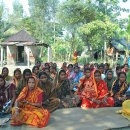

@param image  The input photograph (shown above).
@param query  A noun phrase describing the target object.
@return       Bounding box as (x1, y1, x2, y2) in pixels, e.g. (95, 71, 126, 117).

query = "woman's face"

(94, 72, 101, 82)
(59, 72, 66, 81)
(2, 69, 8, 77)
(50, 67, 53, 73)
(28, 78, 35, 91)
(24, 72, 32, 80)
(68, 66, 73, 72)
(74, 67, 79, 73)
(0, 78, 4, 88)
(34, 67, 39, 74)
(99, 67, 104, 73)
(124, 65, 128, 71)
(84, 70, 91, 78)
(44, 69, 50, 76)
(116, 69, 121, 75)
(119, 74, 126, 83)
(40, 74, 48, 83)
(14, 71, 21, 79)
(107, 71, 113, 80)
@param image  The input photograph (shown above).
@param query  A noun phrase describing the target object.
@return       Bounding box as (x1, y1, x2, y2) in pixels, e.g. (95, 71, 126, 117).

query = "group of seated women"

(0, 61, 130, 127)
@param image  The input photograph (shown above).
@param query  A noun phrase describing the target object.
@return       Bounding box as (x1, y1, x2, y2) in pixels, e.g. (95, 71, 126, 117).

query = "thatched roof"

(1, 30, 49, 48)
(111, 38, 130, 51)
(4, 30, 38, 42)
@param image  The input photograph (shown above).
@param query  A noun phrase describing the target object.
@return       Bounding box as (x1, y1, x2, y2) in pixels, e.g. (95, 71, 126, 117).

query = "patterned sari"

(10, 78, 50, 128)
(78, 74, 114, 108)
(110, 79, 129, 106)
(38, 80, 60, 112)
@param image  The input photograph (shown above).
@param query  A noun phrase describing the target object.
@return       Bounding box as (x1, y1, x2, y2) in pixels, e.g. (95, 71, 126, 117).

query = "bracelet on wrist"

(14, 107, 19, 109)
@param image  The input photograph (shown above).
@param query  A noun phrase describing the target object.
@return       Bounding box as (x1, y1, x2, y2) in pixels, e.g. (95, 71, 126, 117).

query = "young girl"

(10, 68, 22, 88)
(55, 69, 79, 108)
(38, 71, 60, 112)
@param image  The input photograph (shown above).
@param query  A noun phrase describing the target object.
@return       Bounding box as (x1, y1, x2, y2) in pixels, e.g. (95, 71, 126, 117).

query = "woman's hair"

(98, 64, 104, 69)
(43, 68, 50, 72)
(27, 76, 35, 84)
(104, 63, 109, 67)
(59, 69, 66, 76)
(38, 71, 48, 79)
(23, 69, 31, 77)
(67, 64, 73, 68)
(124, 64, 128, 67)
(32, 66, 39, 73)
(2, 67, 9, 74)
(14, 68, 21, 75)
(118, 72, 126, 78)
(105, 69, 113, 75)
(94, 70, 101, 75)
(84, 68, 91, 73)
(0, 75, 5, 85)
(116, 66, 121, 71)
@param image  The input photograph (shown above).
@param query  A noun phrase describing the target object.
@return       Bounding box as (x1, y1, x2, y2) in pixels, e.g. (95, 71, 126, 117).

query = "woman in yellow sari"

(10, 76, 50, 128)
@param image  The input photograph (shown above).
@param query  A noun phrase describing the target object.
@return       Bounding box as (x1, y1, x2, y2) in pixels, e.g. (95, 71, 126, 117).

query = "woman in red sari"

(77, 69, 114, 108)
(10, 76, 50, 128)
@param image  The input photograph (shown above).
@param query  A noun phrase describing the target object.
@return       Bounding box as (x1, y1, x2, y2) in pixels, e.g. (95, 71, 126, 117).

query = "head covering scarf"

(16, 76, 42, 102)
(104, 70, 116, 91)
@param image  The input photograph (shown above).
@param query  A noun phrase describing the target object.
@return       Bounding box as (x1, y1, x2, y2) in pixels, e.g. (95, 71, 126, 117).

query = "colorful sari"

(68, 71, 84, 91)
(10, 78, 50, 128)
(0, 82, 15, 112)
(38, 80, 60, 112)
(110, 79, 129, 106)
(78, 74, 114, 108)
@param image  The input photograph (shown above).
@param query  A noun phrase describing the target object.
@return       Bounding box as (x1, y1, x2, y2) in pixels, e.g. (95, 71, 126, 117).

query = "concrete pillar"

(1, 46, 3, 67)
(48, 46, 52, 62)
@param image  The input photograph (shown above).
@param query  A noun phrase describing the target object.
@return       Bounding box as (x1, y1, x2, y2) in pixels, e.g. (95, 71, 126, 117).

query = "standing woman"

(55, 69, 79, 108)
(38, 72, 60, 112)
(110, 72, 129, 107)
(104, 70, 116, 91)
(0, 75, 16, 112)
(1, 67, 11, 81)
(16, 69, 32, 97)
(10, 68, 22, 88)
(10, 76, 50, 128)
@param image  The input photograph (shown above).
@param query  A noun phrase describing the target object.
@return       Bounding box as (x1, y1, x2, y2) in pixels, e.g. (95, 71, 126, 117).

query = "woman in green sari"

(54, 69, 79, 108)
(1, 67, 11, 81)
(104, 70, 116, 91)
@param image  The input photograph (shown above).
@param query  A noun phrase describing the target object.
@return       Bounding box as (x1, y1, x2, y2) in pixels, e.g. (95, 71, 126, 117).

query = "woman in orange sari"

(10, 76, 50, 128)
(77, 69, 114, 108)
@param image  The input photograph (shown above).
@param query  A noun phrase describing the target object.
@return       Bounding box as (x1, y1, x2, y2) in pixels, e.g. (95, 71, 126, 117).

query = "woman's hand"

(21, 99, 28, 103)
(102, 96, 108, 104)
(72, 99, 77, 107)
(14, 109, 19, 120)
(93, 99, 101, 105)
(62, 102, 69, 108)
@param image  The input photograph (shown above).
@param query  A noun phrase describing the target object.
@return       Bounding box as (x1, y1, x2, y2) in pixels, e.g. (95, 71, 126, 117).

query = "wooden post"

(1, 46, 3, 67)
(116, 50, 118, 61)
(27, 46, 30, 68)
